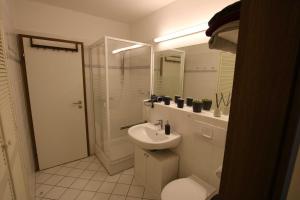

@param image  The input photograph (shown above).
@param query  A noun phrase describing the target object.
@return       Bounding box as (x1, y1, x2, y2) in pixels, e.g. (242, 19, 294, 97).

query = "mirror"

(153, 43, 236, 113)
(153, 49, 185, 98)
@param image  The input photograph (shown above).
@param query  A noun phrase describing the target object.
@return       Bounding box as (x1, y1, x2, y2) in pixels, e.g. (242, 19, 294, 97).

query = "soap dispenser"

(165, 121, 171, 135)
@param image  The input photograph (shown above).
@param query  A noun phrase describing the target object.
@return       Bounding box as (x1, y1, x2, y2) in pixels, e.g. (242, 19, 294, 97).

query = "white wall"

(130, 0, 237, 44)
(0, 0, 35, 199)
(12, 0, 130, 45)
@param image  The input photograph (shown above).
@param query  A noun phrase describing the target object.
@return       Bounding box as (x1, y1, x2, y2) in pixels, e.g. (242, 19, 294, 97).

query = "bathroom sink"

(128, 123, 181, 150)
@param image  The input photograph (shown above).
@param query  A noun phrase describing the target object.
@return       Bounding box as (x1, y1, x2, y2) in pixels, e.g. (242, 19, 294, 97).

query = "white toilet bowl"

(161, 175, 216, 200)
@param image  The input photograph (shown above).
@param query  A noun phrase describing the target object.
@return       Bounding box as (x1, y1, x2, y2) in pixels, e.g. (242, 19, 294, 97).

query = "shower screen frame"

(89, 36, 154, 163)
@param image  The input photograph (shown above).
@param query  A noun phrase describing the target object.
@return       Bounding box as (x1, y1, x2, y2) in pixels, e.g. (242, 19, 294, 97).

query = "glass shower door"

(90, 40, 108, 154)
(106, 38, 151, 161)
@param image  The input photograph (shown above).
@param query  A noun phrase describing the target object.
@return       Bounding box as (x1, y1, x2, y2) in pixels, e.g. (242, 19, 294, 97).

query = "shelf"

(150, 101, 229, 128)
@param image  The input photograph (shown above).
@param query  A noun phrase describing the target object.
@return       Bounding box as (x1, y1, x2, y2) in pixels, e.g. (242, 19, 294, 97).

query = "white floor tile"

(122, 168, 134, 175)
(118, 175, 133, 185)
(92, 172, 108, 181)
(143, 189, 160, 200)
(105, 174, 120, 183)
(36, 173, 52, 184)
(92, 192, 110, 200)
(98, 166, 106, 172)
(56, 167, 72, 176)
(127, 186, 144, 198)
(68, 169, 84, 177)
(63, 160, 81, 168)
(93, 158, 101, 163)
(44, 186, 66, 199)
(35, 157, 160, 200)
(75, 162, 90, 170)
(87, 163, 101, 171)
(81, 156, 95, 163)
(109, 195, 126, 200)
(41, 166, 62, 175)
(80, 170, 97, 179)
(35, 184, 53, 197)
(98, 182, 116, 194)
(112, 184, 130, 196)
(126, 197, 141, 200)
(57, 177, 76, 187)
(59, 188, 81, 200)
(76, 191, 96, 200)
(44, 175, 64, 186)
(131, 178, 143, 186)
(84, 180, 103, 192)
(69, 178, 89, 190)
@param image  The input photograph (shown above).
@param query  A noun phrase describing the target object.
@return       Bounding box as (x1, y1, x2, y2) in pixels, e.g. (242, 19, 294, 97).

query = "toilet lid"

(161, 176, 216, 200)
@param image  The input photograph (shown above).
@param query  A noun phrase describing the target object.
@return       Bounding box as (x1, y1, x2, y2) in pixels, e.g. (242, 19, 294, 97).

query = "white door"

(22, 37, 88, 170)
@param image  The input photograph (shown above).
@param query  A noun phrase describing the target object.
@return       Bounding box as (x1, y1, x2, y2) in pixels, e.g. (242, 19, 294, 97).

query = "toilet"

(161, 175, 216, 200)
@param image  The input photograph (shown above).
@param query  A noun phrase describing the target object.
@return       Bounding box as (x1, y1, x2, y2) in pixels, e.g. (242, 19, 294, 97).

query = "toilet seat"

(161, 176, 216, 200)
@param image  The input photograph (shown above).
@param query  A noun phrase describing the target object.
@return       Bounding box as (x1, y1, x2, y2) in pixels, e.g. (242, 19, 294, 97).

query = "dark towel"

(206, 12, 240, 36)
(208, 1, 241, 26)
(206, 1, 241, 36)
(211, 194, 221, 200)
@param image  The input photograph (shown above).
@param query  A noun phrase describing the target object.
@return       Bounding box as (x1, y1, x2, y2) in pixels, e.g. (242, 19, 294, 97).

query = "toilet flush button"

(201, 127, 214, 140)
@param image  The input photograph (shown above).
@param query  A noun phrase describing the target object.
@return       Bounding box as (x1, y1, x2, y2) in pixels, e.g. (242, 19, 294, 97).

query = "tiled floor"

(35, 156, 160, 200)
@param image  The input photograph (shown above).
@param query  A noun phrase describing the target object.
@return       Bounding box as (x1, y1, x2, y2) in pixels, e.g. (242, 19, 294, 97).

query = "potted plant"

(186, 97, 193, 107)
(202, 99, 212, 111)
(177, 98, 184, 108)
(174, 95, 181, 103)
(163, 96, 171, 105)
(193, 100, 202, 113)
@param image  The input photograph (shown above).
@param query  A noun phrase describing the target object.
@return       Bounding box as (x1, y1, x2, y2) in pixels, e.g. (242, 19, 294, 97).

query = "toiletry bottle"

(165, 121, 170, 135)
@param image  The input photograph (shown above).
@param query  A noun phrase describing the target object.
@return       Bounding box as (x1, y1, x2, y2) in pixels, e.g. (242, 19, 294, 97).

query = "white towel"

(209, 20, 239, 53)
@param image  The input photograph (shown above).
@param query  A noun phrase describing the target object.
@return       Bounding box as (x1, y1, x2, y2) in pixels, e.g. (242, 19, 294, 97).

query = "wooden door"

(218, 0, 300, 199)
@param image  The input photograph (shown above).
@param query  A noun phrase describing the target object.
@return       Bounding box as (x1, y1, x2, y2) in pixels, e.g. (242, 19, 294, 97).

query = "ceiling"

(27, 0, 177, 23)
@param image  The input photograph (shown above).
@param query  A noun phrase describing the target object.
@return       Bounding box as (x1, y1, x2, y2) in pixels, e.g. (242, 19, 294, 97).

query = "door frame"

(218, 0, 300, 199)
(18, 34, 90, 170)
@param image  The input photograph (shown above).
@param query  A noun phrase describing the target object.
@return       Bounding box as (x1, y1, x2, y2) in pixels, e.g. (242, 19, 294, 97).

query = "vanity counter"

(145, 101, 228, 129)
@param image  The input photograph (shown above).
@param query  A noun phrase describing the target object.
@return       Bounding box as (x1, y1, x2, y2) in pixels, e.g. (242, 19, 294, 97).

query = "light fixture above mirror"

(153, 23, 208, 43)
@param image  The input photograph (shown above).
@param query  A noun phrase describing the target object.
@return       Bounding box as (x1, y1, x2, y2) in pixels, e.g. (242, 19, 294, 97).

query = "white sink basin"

(128, 123, 181, 150)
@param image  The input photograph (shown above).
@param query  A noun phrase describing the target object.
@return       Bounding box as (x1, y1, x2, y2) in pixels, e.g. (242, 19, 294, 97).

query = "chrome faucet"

(153, 120, 163, 130)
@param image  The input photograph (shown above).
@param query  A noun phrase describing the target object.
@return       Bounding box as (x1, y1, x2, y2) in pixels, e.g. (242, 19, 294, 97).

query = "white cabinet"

(134, 146, 179, 195)
(134, 146, 147, 185)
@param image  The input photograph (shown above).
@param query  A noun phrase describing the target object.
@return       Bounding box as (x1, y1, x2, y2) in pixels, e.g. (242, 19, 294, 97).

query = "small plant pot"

(193, 102, 202, 113)
(202, 100, 212, 111)
(177, 99, 184, 108)
(157, 96, 163, 102)
(163, 96, 171, 105)
(174, 95, 181, 104)
(186, 97, 193, 107)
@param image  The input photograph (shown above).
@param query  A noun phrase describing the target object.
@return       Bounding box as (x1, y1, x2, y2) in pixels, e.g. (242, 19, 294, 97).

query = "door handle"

(72, 100, 82, 105)
(72, 101, 83, 108)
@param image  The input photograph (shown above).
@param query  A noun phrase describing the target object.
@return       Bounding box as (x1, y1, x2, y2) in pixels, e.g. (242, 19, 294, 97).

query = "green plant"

(193, 100, 202, 103)
(202, 99, 212, 102)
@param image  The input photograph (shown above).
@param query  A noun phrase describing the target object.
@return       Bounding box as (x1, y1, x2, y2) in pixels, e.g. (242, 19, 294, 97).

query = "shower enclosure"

(89, 36, 153, 174)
